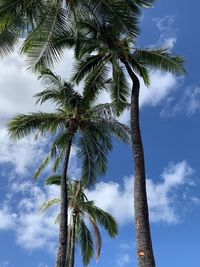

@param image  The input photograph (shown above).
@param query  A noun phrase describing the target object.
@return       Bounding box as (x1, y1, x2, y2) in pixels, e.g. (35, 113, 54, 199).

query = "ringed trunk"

(55, 137, 73, 267)
(69, 212, 77, 267)
(124, 61, 156, 267)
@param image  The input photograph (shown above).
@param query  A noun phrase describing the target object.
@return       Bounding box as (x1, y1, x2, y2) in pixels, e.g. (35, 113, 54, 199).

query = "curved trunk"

(69, 212, 77, 267)
(124, 61, 156, 267)
(56, 137, 73, 267)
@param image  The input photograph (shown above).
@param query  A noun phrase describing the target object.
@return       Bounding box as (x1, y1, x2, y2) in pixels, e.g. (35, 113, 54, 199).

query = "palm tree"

(68, 19, 185, 267)
(41, 176, 118, 267)
(0, 0, 154, 69)
(7, 68, 130, 267)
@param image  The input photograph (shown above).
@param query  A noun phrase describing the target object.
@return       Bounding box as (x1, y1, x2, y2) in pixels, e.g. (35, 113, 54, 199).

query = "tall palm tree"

(7, 68, 130, 267)
(68, 19, 185, 267)
(41, 176, 118, 267)
(0, 0, 154, 69)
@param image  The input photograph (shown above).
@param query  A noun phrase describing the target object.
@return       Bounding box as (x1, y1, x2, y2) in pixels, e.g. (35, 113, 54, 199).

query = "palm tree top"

(7, 68, 131, 186)
(0, 0, 155, 70)
(41, 175, 118, 265)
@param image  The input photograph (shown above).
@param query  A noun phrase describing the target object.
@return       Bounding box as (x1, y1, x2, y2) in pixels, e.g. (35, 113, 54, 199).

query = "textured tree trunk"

(56, 137, 72, 267)
(69, 212, 77, 267)
(124, 61, 156, 267)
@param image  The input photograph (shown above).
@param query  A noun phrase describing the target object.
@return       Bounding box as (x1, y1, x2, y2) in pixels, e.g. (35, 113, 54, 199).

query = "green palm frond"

(78, 124, 112, 187)
(90, 206, 118, 237)
(95, 117, 131, 144)
(34, 130, 69, 178)
(40, 198, 60, 212)
(71, 54, 109, 84)
(7, 112, 65, 140)
(79, 0, 140, 38)
(92, 103, 115, 119)
(0, 13, 24, 57)
(83, 63, 110, 107)
(45, 175, 62, 186)
(21, 3, 69, 70)
(133, 47, 186, 75)
(111, 61, 130, 115)
(0, 0, 42, 56)
(89, 216, 102, 261)
(134, 0, 155, 8)
(128, 55, 150, 86)
(38, 67, 62, 87)
(78, 218, 94, 266)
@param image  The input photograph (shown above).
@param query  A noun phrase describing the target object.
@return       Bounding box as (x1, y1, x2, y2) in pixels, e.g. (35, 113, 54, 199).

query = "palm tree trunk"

(124, 61, 156, 267)
(56, 137, 73, 267)
(69, 212, 77, 267)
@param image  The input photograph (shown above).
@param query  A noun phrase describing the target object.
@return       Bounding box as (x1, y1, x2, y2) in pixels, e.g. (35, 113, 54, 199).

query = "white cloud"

(87, 161, 194, 224)
(0, 46, 74, 121)
(139, 71, 177, 107)
(161, 85, 200, 117)
(0, 127, 48, 175)
(190, 196, 200, 205)
(38, 264, 48, 267)
(0, 161, 195, 253)
(118, 70, 178, 124)
(0, 181, 60, 251)
(153, 15, 177, 49)
(0, 207, 17, 230)
(117, 254, 132, 267)
(0, 51, 52, 118)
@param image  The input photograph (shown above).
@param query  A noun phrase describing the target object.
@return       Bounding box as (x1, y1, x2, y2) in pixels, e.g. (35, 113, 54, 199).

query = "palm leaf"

(7, 112, 65, 140)
(133, 47, 186, 74)
(111, 60, 130, 115)
(78, 217, 94, 266)
(90, 206, 118, 237)
(39, 198, 60, 212)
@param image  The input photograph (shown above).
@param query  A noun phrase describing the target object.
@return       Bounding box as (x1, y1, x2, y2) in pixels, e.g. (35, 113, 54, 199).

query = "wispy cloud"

(153, 15, 177, 49)
(117, 254, 132, 267)
(0, 160, 196, 253)
(0, 181, 59, 252)
(161, 85, 200, 117)
(87, 161, 194, 224)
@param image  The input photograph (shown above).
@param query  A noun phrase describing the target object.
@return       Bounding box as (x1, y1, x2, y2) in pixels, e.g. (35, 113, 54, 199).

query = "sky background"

(0, 0, 200, 266)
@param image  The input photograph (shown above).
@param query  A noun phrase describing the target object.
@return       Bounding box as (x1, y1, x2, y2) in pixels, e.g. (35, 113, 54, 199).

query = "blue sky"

(0, 0, 200, 266)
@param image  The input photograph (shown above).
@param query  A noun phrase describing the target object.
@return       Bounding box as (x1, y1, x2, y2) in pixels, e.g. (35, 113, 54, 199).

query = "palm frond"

(83, 63, 110, 107)
(45, 175, 61, 185)
(78, 218, 94, 266)
(38, 67, 62, 88)
(21, 3, 70, 70)
(133, 47, 186, 75)
(128, 55, 150, 86)
(7, 112, 65, 140)
(111, 61, 130, 115)
(34, 130, 70, 178)
(90, 206, 118, 237)
(39, 198, 60, 212)
(94, 117, 131, 144)
(78, 124, 112, 187)
(134, 0, 155, 8)
(72, 54, 109, 84)
(89, 216, 102, 261)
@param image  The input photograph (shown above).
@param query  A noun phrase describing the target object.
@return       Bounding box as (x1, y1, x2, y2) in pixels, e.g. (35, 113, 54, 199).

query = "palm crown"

(7, 68, 131, 186)
(41, 176, 118, 266)
(68, 18, 185, 114)
(0, 0, 155, 70)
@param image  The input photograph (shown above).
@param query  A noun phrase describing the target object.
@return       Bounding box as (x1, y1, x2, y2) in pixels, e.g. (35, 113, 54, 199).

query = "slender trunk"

(56, 137, 73, 267)
(124, 61, 156, 267)
(69, 212, 77, 267)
